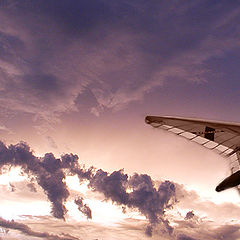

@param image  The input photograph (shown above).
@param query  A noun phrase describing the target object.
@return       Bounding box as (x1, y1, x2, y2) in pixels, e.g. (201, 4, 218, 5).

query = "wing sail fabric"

(145, 116, 240, 174)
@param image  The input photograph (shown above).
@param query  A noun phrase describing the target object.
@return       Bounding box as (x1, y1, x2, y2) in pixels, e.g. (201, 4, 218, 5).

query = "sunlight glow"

(65, 175, 89, 194)
(0, 200, 51, 220)
(0, 167, 26, 185)
(185, 184, 240, 204)
(66, 199, 127, 226)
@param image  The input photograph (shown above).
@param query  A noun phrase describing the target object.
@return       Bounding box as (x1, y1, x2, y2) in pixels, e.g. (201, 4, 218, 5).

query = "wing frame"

(145, 115, 240, 175)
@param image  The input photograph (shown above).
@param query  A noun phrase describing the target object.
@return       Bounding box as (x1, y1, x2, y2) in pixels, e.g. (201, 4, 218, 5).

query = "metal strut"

(227, 146, 240, 157)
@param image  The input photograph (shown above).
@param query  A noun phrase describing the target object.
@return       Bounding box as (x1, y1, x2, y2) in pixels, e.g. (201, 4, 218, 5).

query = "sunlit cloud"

(0, 0, 240, 239)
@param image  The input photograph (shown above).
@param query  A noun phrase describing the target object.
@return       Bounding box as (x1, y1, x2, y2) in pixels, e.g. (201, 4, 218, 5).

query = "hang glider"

(145, 115, 240, 192)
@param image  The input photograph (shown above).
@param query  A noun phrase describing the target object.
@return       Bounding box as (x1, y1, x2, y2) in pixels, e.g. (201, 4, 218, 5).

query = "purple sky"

(0, 1, 240, 239)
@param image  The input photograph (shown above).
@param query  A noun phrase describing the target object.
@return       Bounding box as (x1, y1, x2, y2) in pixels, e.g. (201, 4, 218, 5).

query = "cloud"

(169, 183, 240, 240)
(0, 139, 172, 229)
(185, 211, 195, 220)
(175, 183, 240, 222)
(0, 141, 70, 219)
(89, 170, 176, 235)
(174, 220, 240, 240)
(0, 216, 78, 240)
(0, 125, 12, 134)
(0, 141, 177, 236)
(19, 216, 152, 240)
(177, 234, 198, 240)
(9, 183, 15, 192)
(27, 182, 37, 192)
(114, 214, 240, 240)
(0, 0, 239, 124)
(214, 225, 240, 240)
(74, 197, 92, 219)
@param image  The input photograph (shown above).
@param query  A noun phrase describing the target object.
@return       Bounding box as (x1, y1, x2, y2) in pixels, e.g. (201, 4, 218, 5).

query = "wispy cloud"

(0, 216, 79, 240)
(0, 125, 12, 134)
(0, 1, 239, 123)
(174, 219, 240, 240)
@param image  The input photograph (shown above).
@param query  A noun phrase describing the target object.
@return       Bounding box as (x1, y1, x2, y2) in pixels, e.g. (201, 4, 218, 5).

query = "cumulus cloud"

(89, 170, 176, 235)
(0, 141, 72, 219)
(1, 141, 240, 238)
(0, 141, 177, 235)
(74, 197, 92, 219)
(185, 211, 195, 220)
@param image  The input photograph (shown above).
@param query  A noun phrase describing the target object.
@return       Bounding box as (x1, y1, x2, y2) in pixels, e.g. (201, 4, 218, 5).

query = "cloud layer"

(0, 140, 177, 235)
(0, 217, 78, 240)
(1, 140, 240, 239)
(0, 0, 240, 123)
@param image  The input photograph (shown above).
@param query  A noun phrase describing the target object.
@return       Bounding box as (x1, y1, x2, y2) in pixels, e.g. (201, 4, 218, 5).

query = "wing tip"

(145, 115, 169, 125)
(145, 116, 164, 125)
(145, 116, 151, 124)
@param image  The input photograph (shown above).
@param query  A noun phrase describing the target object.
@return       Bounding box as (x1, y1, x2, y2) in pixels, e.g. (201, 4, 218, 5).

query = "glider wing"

(145, 116, 240, 174)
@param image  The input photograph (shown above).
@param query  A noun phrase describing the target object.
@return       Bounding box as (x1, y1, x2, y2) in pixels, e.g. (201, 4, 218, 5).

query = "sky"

(0, 0, 240, 239)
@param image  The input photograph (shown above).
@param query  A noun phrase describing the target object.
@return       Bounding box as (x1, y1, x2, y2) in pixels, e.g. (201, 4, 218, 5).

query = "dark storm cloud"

(2, 141, 240, 238)
(0, 142, 93, 220)
(0, 217, 78, 240)
(185, 211, 194, 220)
(89, 169, 128, 204)
(74, 197, 92, 219)
(0, 0, 240, 123)
(0, 141, 177, 236)
(145, 225, 153, 237)
(89, 170, 176, 235)
(0, 141, 72, 219)
(61, 153, 93, 180)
